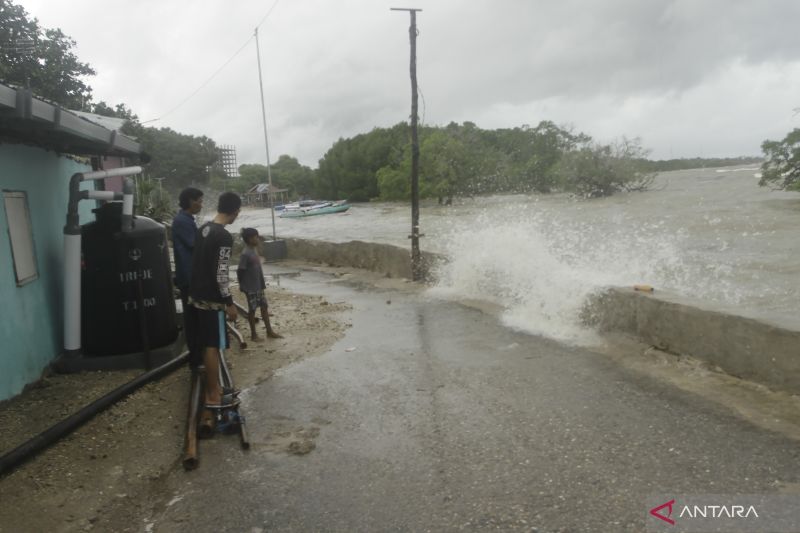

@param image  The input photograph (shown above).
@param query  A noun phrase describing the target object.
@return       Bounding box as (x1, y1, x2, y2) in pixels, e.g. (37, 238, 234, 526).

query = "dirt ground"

(0, 286, 350, 533)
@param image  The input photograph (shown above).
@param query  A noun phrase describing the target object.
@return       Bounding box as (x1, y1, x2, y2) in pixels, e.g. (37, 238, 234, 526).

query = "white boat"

(279, 200, 349, 218)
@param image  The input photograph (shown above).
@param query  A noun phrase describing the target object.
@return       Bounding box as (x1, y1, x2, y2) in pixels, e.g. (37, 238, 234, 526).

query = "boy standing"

(237, 227, 282, 341)
(188, 192, 241, 409)
(172, 187, 203, 367)
(171, 187, 204, 304)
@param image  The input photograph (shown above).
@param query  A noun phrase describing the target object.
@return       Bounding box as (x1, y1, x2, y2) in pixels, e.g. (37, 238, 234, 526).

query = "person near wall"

(171, 187, 203, 366)
(188, 192, 241, 409)
(172, 187, 204, 303)
(237, 227, 282, 341)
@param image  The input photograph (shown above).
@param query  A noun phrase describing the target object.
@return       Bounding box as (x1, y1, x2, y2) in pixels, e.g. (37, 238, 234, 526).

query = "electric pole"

(254, 27, 277, 241)
(391, 7, 423, 281)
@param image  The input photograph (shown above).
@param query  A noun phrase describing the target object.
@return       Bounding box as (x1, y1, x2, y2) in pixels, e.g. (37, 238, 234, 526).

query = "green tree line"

(314, 121, 657, 201)
(215, 121, 660, 202)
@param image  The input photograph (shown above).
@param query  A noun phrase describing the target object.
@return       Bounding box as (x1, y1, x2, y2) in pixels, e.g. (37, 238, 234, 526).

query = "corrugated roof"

(247, 183, 288, 194)
(0, 83, 140, 157)
(71, 111, 127, 132)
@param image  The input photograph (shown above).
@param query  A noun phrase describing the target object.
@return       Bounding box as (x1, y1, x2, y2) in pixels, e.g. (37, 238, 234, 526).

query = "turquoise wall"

(0, 144, 95, 401)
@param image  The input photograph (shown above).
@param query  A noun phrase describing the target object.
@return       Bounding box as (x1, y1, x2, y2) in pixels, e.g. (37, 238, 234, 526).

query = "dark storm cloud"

(419, 0, 800, 108)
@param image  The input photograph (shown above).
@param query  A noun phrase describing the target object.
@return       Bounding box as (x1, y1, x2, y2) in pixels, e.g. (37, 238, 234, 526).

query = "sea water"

(232, 166, 800, 343)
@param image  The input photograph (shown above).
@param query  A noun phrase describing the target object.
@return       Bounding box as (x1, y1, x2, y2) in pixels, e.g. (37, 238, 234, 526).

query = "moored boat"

(279, 200, 350, 218)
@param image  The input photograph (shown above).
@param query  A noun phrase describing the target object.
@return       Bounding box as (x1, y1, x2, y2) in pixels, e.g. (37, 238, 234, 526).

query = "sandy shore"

(0, 285, 350, 533)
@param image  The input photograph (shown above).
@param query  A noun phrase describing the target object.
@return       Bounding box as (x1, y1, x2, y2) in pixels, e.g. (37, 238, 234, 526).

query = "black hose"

(0, 351, 189, 478)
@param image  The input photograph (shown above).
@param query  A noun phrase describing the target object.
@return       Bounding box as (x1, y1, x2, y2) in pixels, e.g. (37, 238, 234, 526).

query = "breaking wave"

(429, 205, 739, 345)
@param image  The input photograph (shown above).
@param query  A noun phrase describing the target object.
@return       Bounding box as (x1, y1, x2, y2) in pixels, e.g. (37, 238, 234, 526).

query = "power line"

(141, 0, 280, 124)
(140, 36, 254, 124)
(255, 0, 281, 30)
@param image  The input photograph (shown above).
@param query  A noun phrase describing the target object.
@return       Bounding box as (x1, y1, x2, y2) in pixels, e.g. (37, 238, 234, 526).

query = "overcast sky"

(15, 0, 800, 167)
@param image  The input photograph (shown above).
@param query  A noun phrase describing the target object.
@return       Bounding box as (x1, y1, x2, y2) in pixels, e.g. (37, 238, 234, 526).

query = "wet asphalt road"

(148, 269, 800, 532)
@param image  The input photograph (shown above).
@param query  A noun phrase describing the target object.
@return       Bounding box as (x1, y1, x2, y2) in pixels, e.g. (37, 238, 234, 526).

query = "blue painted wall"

(0, 144, 95, 401)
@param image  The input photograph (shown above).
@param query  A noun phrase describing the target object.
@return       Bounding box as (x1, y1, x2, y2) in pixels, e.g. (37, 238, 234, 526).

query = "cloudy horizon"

(13, 0, 800, 168)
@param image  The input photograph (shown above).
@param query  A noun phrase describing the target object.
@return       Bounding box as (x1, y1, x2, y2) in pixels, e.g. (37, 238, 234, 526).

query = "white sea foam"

(716, 167, 760, 172)
(428, 206, 732, 345)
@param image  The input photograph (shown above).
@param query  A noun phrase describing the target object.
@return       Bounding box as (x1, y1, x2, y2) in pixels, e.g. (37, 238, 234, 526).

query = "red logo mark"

(650, 499, 676, 525)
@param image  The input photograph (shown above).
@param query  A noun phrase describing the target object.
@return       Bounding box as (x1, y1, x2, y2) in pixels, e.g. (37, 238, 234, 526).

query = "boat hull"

(279, 204, 350, 218)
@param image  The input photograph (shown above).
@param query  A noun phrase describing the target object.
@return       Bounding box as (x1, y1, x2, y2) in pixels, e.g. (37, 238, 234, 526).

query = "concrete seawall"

(282, 238, 445, 281)
(276, 237, 800, 394)
(582, 288, 800, 394)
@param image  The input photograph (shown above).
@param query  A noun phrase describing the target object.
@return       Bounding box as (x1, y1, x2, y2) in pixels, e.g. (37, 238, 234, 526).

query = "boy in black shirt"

(188, 192, 241, 409)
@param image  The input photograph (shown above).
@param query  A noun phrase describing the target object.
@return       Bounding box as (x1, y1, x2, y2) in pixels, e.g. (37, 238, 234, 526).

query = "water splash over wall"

(429, 205, 731, 345)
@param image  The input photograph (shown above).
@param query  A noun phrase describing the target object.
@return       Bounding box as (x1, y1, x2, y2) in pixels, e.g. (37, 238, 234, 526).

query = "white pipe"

(63, 234, 82, 353)
(121, 177, 135, 232)
(123, 194, 134, 217)
(86, 190, 119, 201)
(64, 166, 141, 355)
(81, 166, 142, 182)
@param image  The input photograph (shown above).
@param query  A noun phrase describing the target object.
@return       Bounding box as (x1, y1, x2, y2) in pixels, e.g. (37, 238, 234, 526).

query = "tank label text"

(122, 297, 157, 311)
(119, 269, 154, 283)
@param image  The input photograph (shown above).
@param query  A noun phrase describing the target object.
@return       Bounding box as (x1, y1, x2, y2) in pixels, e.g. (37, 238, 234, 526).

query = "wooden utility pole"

(391, 7, 423, 281)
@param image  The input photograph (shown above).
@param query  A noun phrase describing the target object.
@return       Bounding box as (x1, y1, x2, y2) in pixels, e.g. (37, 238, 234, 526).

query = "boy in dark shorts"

(237, 227, 281, 341)
(188, 192, 241, 409)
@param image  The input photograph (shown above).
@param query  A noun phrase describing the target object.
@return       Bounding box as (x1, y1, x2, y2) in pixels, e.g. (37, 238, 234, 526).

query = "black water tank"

(81, 202, 178, 356)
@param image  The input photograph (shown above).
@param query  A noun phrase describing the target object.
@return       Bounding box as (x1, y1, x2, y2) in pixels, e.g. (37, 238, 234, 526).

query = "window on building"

(2, 191, 38, 286)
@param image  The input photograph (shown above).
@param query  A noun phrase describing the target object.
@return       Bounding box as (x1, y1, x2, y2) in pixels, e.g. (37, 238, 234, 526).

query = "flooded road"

(144, 267, 800, 532)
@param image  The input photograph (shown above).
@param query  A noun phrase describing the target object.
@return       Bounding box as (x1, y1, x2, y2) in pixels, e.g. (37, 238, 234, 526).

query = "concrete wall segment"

(585, 288, 800, 394)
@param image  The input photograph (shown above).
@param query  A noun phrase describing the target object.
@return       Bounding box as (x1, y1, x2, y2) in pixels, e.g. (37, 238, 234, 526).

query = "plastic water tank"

(81, 202, 178, 356)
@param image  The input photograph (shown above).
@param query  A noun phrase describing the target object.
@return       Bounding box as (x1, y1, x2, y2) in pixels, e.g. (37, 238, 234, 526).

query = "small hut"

(244, 183, 289, 208)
